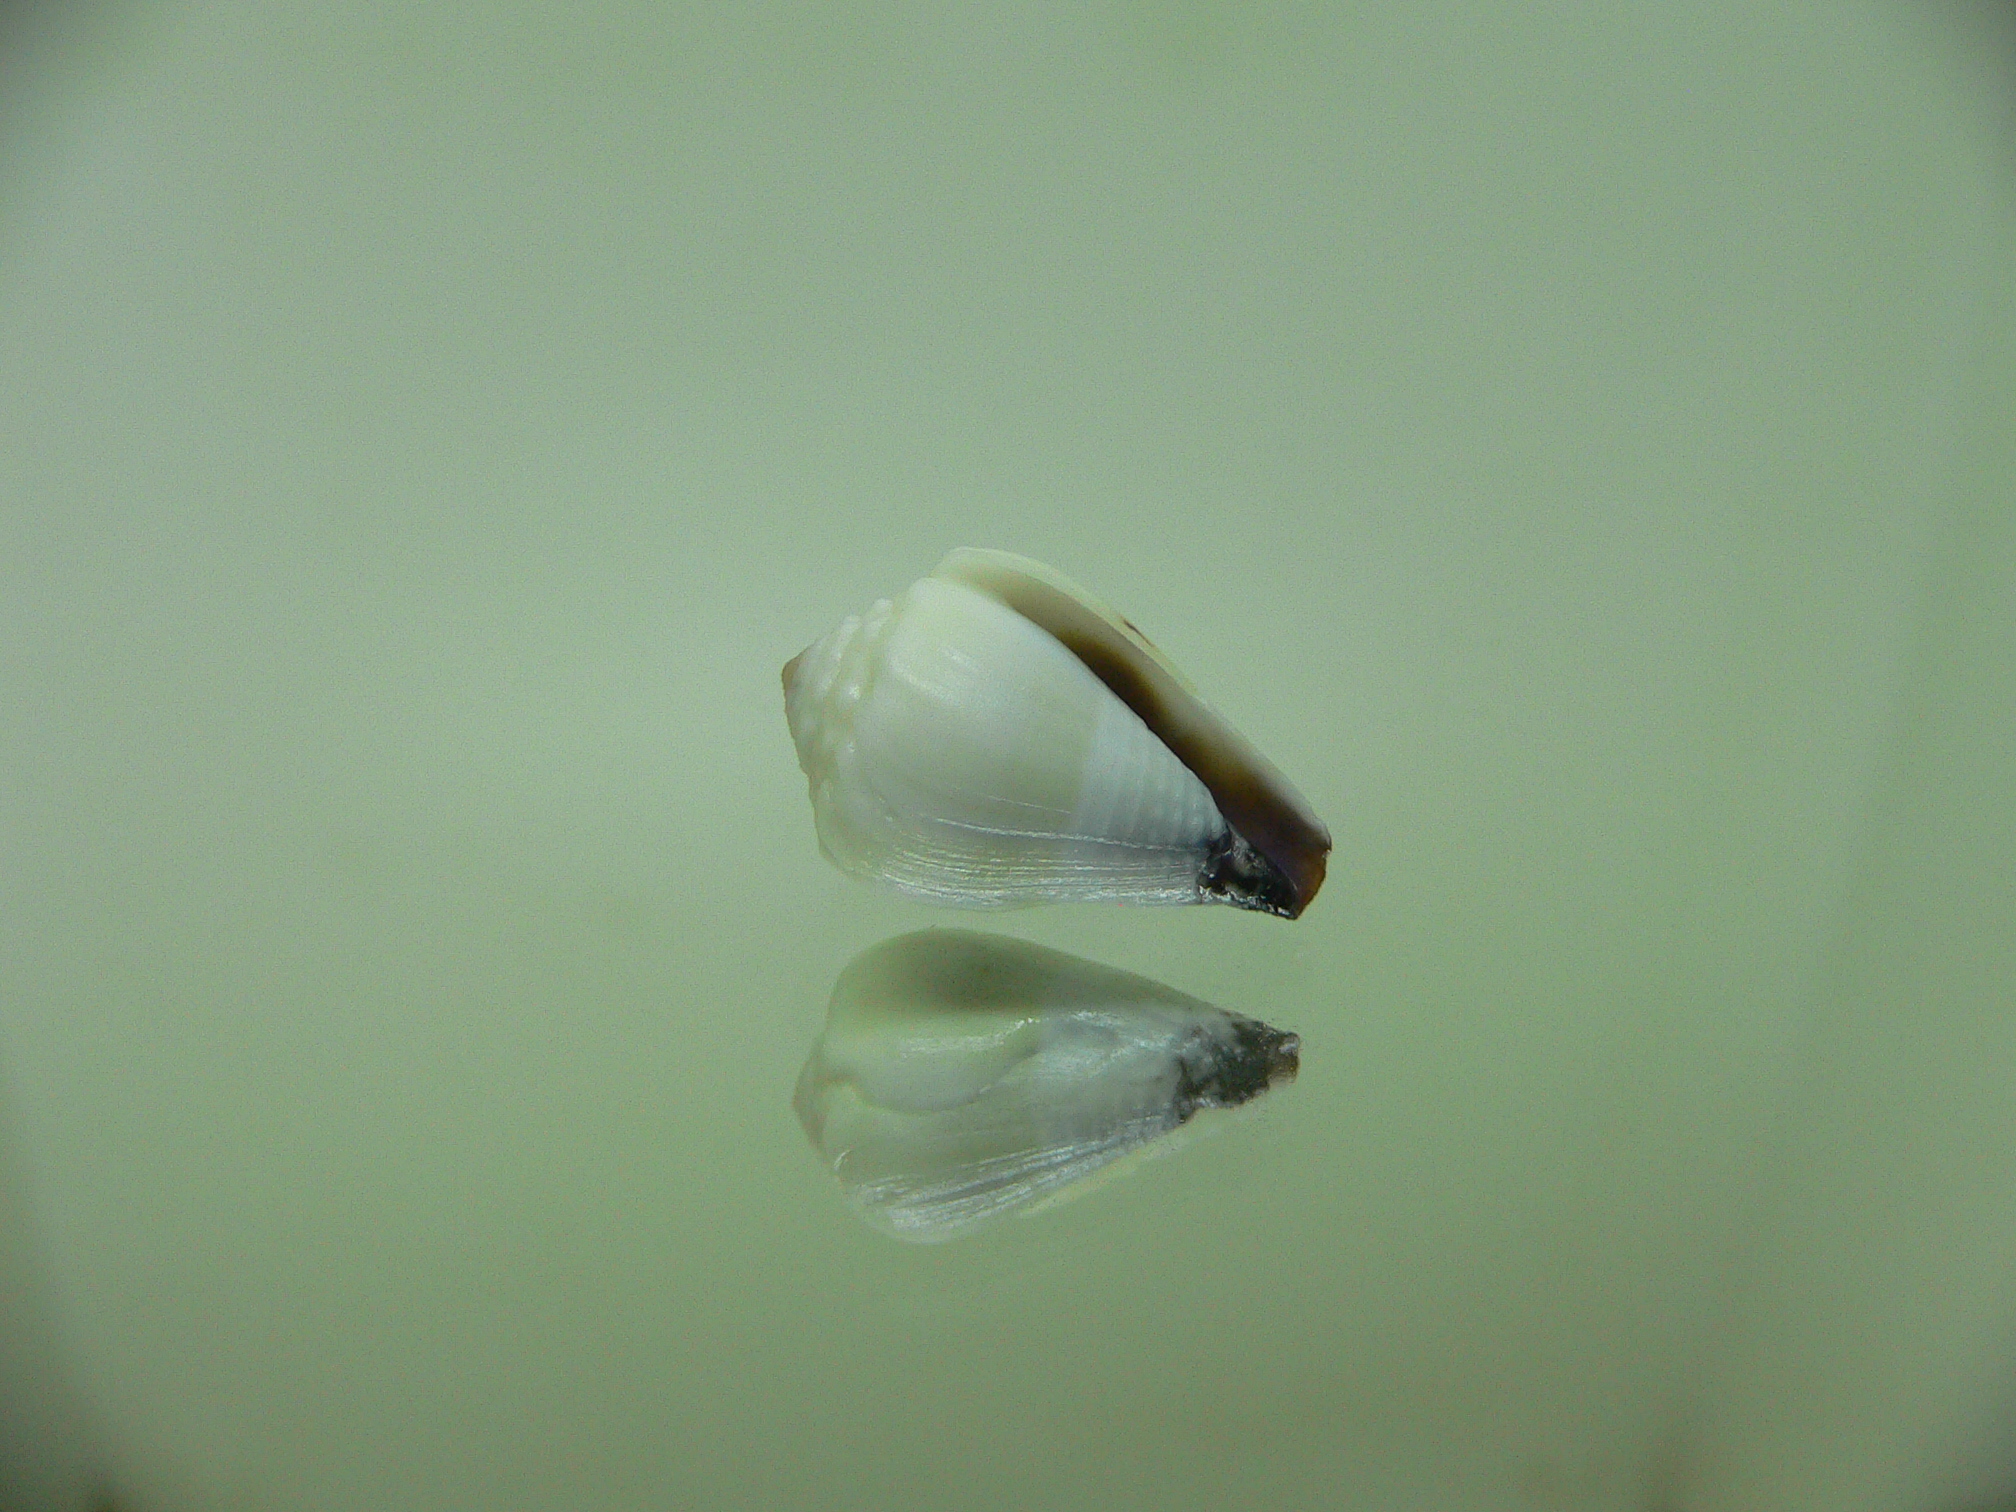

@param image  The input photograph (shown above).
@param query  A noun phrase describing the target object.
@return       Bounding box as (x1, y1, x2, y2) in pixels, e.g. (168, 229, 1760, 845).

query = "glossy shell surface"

(782, 549, 1331, 916)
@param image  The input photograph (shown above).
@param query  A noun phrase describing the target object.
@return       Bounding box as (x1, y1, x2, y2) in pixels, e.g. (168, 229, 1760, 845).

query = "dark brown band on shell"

(967, 570, 1331, 918)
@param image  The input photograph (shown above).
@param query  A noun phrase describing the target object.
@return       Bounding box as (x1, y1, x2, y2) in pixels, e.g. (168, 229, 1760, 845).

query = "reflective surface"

(2, 4, 2014, 1510)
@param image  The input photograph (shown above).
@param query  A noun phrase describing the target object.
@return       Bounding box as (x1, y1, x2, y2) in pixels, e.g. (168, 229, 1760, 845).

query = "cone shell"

(794, 930, 1302, 1242)
(781, 549, 1331, 916)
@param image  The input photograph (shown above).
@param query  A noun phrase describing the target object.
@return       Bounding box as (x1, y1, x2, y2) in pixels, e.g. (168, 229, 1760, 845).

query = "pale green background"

(2, 4, 2014, 1510)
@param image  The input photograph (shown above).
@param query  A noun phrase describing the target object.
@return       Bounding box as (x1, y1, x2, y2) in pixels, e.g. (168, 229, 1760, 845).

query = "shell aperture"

(781, 549, 1331, 916)
(793, 930, 1302, 1242)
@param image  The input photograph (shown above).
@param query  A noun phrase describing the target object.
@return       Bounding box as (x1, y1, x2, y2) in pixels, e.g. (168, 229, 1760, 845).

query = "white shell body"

(782, 549, 1331, 916)
(793, 930, 1300, 1242)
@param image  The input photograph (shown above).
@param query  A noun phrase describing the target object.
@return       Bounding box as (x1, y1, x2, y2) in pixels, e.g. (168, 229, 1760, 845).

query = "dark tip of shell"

(1269, 1032, 1301, 1084)
(1200, 830, 1305, 918)
(781, 649, 805, 698)
(1173, 1016, 1303, 1119)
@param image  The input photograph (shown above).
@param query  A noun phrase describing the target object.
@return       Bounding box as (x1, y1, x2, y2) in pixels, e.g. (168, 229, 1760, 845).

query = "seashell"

(793, 929, 1301, 1243)
(782, 548, 1331, 917)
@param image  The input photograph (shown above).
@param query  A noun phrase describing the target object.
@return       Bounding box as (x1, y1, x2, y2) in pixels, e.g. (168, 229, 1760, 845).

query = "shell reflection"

(794, 930, 1301, 1242)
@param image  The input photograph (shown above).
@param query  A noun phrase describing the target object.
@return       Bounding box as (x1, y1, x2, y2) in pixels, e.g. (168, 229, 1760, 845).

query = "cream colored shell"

(793, 930, 1301, 1242)
(782, 549, 1331, 916)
